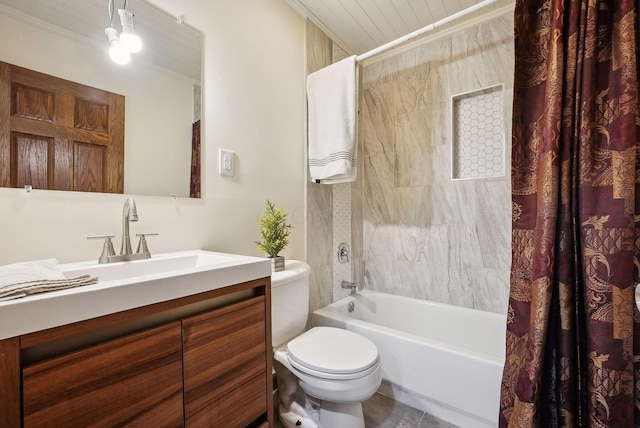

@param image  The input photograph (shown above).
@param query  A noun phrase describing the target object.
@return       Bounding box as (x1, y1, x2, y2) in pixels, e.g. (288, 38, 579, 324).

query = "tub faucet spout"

(341, 280, 358, 294)
(120, 198, 139, 255)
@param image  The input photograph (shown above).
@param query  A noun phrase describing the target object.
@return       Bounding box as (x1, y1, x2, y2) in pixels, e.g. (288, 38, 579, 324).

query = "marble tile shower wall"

(306, 21, 364, 315)
(360, 13, 514, 314)
(306, 20, 334, 319)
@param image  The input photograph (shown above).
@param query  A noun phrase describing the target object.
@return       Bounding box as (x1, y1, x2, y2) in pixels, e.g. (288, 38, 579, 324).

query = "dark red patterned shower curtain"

(500, 0, 640, 426)
(190, 120, 201, 198)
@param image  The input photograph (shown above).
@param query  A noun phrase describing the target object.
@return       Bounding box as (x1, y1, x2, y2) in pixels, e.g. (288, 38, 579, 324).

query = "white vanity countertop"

(0, 250, 271, 341)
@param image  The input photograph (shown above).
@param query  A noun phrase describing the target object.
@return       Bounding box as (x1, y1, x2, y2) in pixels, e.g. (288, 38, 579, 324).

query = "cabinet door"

(23, 322, 184, 428)
(183, 296, 267, 427)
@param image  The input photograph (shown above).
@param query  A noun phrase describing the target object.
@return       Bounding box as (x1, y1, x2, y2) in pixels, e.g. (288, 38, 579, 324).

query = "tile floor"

(275, 392, 458, 428)
(362, 393, 458, 428)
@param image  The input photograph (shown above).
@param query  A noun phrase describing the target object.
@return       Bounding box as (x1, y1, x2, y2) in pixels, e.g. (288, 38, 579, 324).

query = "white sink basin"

(60, 250, 256, 283)
(0, 250, 271, 340)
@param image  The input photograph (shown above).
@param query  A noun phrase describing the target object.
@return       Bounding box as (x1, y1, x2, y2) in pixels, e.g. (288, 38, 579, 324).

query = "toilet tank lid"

(271, 260, 310, 287)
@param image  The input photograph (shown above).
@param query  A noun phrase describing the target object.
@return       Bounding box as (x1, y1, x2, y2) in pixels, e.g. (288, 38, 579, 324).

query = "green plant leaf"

(255, 199, 294, 257)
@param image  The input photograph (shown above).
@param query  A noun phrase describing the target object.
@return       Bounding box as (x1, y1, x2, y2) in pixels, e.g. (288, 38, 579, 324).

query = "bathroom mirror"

(0, 0, 202, 198)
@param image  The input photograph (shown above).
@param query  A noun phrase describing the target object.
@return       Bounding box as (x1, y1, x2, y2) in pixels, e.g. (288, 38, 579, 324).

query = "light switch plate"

(219, 149, 235, 177)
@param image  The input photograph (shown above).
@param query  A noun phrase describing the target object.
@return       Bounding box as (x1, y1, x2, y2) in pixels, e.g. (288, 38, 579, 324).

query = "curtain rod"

(355, 0, 498, 62)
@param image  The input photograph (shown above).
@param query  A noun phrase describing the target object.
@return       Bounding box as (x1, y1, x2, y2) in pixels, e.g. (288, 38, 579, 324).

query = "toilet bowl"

(274, 327, 382, 428)
(271, 261, 382, 428)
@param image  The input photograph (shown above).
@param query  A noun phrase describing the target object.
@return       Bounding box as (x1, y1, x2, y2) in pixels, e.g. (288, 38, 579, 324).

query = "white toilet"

(271, 260, 382, 428)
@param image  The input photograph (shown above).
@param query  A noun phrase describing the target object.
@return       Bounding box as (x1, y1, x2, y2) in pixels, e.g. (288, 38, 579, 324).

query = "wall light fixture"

(105, 0, 142, 65)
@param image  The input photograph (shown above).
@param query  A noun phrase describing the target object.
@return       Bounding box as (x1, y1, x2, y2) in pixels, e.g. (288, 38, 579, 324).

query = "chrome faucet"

(341, 280, 358, 294)
(88, 198, 158, 263)
(120, 198, 139, 255)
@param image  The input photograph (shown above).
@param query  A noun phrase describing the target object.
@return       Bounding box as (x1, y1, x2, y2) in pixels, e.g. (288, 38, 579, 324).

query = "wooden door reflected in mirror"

(0, 62, 124, 193)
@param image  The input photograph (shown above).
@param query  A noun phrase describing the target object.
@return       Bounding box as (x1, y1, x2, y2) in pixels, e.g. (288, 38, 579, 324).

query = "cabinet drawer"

(23, 322, 184, 428)
(183, 296, 267, 427)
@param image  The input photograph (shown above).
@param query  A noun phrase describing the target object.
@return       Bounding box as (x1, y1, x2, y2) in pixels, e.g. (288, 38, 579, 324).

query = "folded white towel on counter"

(0, 259, 65, 287)
(307, 55, 358, 183)
(0, 259, 98, 301)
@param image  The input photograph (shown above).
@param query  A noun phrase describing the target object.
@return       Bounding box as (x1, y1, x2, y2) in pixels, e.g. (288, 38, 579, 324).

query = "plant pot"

(270, 256, 285, 272)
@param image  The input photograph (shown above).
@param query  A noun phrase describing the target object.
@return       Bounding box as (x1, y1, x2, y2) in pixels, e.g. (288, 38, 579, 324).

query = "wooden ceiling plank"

(353, 0, 402, 41)
(459, 0, 481, 9)
(410, 0, 435, 27)
(392, 0, 422, 32)
(370, 0, 410, 36)
(302, 0, 377, 53)
(426, 0, 453, 22)
(442, 0, 463, 16)
(341, 0, 390, 46)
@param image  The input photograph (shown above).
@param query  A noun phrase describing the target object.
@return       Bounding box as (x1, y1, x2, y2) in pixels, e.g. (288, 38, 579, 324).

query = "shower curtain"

(500, 0, 640, 426)
(190, 119, 201, 198)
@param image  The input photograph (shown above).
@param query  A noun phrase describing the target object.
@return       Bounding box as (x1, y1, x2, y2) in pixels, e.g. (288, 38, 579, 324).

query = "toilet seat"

(286, 327, 379, 380)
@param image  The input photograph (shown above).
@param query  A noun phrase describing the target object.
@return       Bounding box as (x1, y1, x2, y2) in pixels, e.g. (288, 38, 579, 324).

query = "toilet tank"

(271, 260, 310, 347)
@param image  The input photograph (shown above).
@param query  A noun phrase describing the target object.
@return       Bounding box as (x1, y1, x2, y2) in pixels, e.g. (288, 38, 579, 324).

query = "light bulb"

(105, 27, 130, 65)
(120, 32, 142, 53)
(118, 9, 142, 53)
(109, 41, 131, 65)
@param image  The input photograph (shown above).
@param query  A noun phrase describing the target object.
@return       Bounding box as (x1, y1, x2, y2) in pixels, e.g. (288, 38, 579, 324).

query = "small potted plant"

(256, 199, 294, 272)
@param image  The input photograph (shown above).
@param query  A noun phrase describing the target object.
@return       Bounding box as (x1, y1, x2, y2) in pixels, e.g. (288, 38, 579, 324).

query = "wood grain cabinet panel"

(23, 322, 184, 428)
(1, 278, 271, 428)
(183, 296, 268, 428)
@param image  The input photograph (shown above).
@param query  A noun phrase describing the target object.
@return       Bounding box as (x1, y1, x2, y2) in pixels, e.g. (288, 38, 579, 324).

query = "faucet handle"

(135, 233, 158, 257)
(87, 235, 116, 264)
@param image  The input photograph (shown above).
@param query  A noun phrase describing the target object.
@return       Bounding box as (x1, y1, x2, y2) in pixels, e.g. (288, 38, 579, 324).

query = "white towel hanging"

(307, 55, 358, 183)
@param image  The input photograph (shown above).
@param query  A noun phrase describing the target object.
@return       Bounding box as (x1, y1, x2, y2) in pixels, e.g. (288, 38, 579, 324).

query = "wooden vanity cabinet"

(0, 277, 273, 428)
(23, 322, 184, 428)
(183, 296, 267, 427)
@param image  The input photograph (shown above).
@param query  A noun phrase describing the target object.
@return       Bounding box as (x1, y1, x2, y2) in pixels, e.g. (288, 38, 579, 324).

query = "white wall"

(0, 0, 306, 265)
(0, 10, 194, 197)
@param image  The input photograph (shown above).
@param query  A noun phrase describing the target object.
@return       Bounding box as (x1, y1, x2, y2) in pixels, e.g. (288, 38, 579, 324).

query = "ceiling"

(0, 0, 513, 80)
(0, 0, 202, 82)
(282, 0, 512, 56)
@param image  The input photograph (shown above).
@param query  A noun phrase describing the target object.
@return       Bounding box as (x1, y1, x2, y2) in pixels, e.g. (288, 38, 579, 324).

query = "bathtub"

(312, 290, 506, 428)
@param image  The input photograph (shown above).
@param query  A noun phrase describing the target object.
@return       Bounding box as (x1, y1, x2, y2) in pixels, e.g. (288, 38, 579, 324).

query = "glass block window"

(452, 85, 505, 180)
